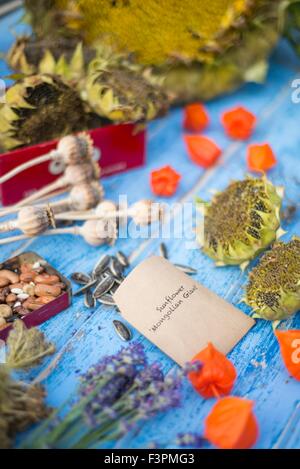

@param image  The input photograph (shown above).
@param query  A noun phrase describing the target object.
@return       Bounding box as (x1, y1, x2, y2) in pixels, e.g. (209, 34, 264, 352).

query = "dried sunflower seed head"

(6, 320, 55, 370)
(197, 177, 283, 267)
(0, 73, 89, 151)
(245, 238, 300, 321)
(86, 55, 169, 123)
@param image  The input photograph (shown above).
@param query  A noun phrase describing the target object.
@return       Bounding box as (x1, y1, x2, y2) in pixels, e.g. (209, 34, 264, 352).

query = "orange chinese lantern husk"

(151, 165, 181, 197)
(247, 143, 277, 172)
(184, 135, 221, 168)
(204, 396, 259, 449)
(222, 106, 256, 140)
(183, 103, 210, 132)
(188, 342, 237, 398)
(275, 330, 300, 381)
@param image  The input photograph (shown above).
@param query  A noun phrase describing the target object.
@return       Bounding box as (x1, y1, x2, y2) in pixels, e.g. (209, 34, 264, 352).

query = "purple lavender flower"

(23, 343, 184, 449)
(183, 360, 203, 375)
(133, 363, 164, 388)
(175, 432, 206, 448)
(128, 370, 182, 419)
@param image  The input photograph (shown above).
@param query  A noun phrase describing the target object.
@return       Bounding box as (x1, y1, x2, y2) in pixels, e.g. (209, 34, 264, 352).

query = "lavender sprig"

(21, 343, 184, 449)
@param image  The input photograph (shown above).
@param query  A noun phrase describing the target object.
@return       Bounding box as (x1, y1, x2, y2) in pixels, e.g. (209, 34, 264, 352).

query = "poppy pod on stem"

(188, 343, 237, 398)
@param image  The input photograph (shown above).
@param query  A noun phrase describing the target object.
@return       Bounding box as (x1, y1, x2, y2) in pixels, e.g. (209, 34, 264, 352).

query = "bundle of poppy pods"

(149, 104, 277, 199)
(187, 334, 299, 449)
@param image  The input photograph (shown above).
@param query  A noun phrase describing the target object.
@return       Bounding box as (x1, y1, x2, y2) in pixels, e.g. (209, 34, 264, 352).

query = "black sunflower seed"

(71, 272, 91, 285)
(113, 320, 132, 342)
(84, 289, 96, 308)
(159, 242, 168, 259)
(174, 264, 197, 275)
(93, 275, 115, 299)
(116, 251, 129, 268)
(109, 256, 124, 278)
(93, 254, 111, 279)
(74, 279, 98, 296)
(97, 293, 115, 306)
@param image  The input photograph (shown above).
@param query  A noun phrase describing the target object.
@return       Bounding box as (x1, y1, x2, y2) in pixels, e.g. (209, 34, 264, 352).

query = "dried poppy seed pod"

(12, 161, 101, 210)
(95, 200, 118, 217)
(53, 198, 164, 226)
(68, 181, 104, 211)
(0, 132, 94, 186)
(80, 219, 118, 246)
(197, 176, 284, 269)
(0, 181, 104, 219)
(0, 206, 54, 236)
(0, 219, 118, 247)
(244, 238, 300, 321)
(57, 133, 94, 165)
(129, 199, 164, 226)
(64, 161, 100, 185)
(17, 206, 55, 236)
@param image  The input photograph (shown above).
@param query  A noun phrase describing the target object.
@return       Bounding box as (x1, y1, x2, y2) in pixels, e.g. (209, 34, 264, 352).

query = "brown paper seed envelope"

(114, 256, 255, 366)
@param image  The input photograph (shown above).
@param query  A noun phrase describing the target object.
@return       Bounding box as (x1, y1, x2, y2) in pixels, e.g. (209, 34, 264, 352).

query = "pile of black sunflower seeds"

(71, 244, 197, 342)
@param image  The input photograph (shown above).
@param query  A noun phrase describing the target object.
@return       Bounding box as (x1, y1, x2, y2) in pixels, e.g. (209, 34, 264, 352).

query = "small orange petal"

(188, 343, 237, 398)
(204, 396, 259, 449)
(150, 165, 181, 197)
(275, 329, 300, 381)
(184, 135, 221, 168)
(183, 103, 210, 132)
(222, 106, 256, 140)
(247, 143, 277, 172)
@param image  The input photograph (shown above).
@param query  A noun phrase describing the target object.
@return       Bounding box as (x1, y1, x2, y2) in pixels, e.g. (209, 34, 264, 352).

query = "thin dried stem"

(0, 151, 58, 185)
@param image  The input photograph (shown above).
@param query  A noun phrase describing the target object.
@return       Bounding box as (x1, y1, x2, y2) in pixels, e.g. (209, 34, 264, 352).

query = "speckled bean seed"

(6, 294, 17, 304)
(34, 274, 60, 285)
(0, 317, 7, 327)
(0, 277, 10, 288)
(34, 284, 61, 297)
(0, 304, 12, 318)
(0, 270, 19, 284)
(20, 272, 37, 282)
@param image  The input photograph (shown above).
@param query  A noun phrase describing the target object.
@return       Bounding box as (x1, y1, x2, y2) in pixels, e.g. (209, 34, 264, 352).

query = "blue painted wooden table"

(1, 9, 300, 449)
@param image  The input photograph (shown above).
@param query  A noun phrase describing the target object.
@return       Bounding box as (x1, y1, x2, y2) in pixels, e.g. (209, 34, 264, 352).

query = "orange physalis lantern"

(150, 165, 181, 197)
(184, 135, 221, 168)
(204, 396, 259, 449)
(221, 106, 256, 140)
(275, 330, 300, 381)
(247, 143, 277, 172)
(183, 103, 210, 132)
(188, 343, 237, 398)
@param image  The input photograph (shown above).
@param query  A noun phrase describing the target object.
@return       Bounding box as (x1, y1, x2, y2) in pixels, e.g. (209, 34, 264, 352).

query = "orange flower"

(150, 165, 181, 197)
(188, 343, 237, 398)
(247, 143, 277, 172)
(275, 330, 300, 381)
(183, 103, 210, 132)
(222, 106, 256, 140)
(184, 135, 221, 168)
(204, 396, 259, 449)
